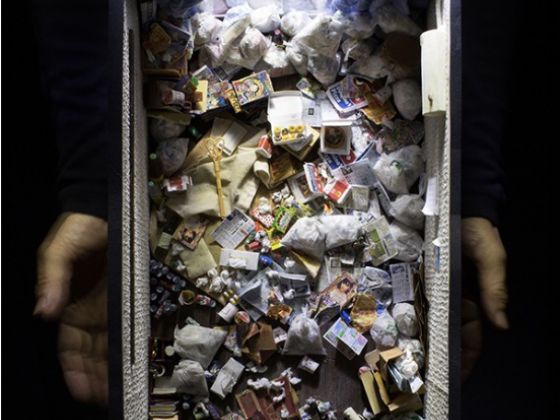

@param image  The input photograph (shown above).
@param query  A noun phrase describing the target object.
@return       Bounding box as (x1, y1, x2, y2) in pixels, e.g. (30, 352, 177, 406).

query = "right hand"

(35, 212, 108, 405)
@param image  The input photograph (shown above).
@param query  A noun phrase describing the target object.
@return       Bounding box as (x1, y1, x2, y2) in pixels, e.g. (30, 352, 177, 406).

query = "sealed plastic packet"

(369, 306, 398, 349)
(282, 310, 327, 356)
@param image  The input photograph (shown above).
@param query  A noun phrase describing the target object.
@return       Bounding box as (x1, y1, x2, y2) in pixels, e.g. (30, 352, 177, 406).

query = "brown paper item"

(374, 370, 391, 406)
(242, 322, 277, 365)
(350, 293, 377, 333)
(289, 250, 321, 278)
(387, 392, 423, 413)
(359, 370, 383, 415)
(236, 389, 265, 419)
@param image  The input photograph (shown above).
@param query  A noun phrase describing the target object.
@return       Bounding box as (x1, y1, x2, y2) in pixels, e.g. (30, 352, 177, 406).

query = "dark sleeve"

(461, 1, 520, 226)
(32, 0, 108, 220)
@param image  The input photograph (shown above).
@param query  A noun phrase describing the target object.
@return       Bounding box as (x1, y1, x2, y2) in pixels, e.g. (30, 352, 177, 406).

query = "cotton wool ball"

(392, 303, 418, 337)
(392, 79, 422, 121)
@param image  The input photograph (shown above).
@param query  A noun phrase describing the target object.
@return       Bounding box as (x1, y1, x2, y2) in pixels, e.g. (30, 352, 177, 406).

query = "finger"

(478, 246, 509, 330)
(35, 246, 73, 320)
(461, 299, 482, 382)
(59, 324, 93, 403)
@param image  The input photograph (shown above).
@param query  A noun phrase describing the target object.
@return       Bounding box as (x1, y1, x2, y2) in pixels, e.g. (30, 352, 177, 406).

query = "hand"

(34, 213, 108, 406)
(462, 217, 509, 330)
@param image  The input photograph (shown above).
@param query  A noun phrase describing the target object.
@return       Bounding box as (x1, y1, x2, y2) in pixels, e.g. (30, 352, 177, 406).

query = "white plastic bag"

(281, 217, 326, 259)
(157, 138, 189, 176)
(281, 10, 311, 37)
(348, 54, 394, 82)
(359, 266, 393, 306)
(397, 337, 424, 368)
(282, 313, 326, 356)
(285, 42, 308, 75)
(370, 308, 398, 349)
(389, 221, 424, 262)
(373, 145, 424, 194)
(391, 302, 418, 337)
(392, 79, 421, 121)
(191, 12, 223, 48)
(322, 215, 361, 250)
(173, 325, 227, 368)
(374, 5, 422, 36)
(292, 14, 345, 58)
(250, 6, 281, 33)
(389, 194, 425, 231)
(170, 359, 209, 396)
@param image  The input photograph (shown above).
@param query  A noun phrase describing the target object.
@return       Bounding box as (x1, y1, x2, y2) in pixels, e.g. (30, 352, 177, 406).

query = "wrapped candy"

(391, 302, 418, 337)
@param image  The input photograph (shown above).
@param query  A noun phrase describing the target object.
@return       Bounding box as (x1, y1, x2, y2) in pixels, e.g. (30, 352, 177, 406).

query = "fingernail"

(494, 311, 509, 330)
(33, 296, 49, 316)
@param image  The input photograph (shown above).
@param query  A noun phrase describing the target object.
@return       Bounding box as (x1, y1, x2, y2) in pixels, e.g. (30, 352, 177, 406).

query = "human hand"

(34, 213, 108, 406)
(462, 217, 509, 330)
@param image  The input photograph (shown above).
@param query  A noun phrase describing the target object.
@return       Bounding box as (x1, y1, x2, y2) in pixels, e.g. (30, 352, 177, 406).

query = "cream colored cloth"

(167, 126, 266, 218)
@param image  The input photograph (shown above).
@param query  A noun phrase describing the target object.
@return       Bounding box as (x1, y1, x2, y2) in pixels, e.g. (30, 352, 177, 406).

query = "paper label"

(211, 209, 255, 249)
(389, 263, 415, 303)
(422, 176, 439, 215)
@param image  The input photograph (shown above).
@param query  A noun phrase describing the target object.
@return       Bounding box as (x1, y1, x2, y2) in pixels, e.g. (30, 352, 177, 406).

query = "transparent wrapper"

(359, 266, 393, 307)
(281, 10, 311, 37)
(191, 12, 223, 48)
(281, 217, 326, 259)
(397, 337, 425, 369)
(250, 6, 281, 33)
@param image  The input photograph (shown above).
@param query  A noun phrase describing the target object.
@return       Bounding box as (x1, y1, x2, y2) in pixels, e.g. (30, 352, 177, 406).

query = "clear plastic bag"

(250, 6, 281, 33)
(191, 12, 223, 48)
(256, 44, 297, 77)
(373, 145, 424, 194)
(149, 117, 187, 142)
(391, 302, 418, 337)
(389, 221, 424, 262)
(397, 337, 424, 368)
(282, 312, 326, 355)
(281, 217, 326, 259)
(359, 266, 393, 307)
(281, 10, 311, 37)
(392, 79, 421, 121)
(173, 324, 227, 368)
(374, 5, 422, 36)
(369, 307, 398, 349)
(322, 215, 362, 250)
(170, 359, 209, 396)
(157, 138, 189, 176)
(389, 194, 425, 231)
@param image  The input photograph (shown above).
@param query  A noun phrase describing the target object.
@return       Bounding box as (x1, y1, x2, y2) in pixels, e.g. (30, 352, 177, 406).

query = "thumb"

(35, 246, 73, 320)
(478, 247, 508, 330)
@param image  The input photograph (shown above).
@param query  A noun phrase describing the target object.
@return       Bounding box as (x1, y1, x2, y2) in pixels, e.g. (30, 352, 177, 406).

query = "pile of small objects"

(144, 1, 431, 419)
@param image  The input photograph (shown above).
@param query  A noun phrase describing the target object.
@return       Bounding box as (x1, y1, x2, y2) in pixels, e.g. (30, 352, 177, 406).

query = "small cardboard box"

(268, 91, 310, 146)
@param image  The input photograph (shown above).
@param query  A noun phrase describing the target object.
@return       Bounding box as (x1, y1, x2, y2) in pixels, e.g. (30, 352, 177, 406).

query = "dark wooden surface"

(152, 284, 374, 418)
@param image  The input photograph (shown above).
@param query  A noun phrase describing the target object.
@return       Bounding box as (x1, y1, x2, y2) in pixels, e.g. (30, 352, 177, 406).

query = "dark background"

(1, 1, 554, 419)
